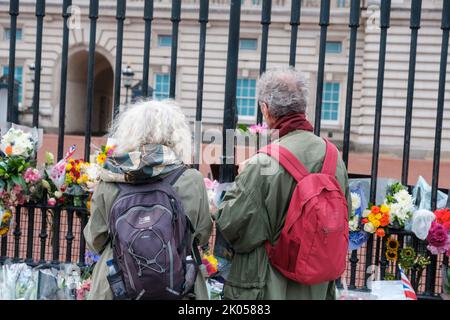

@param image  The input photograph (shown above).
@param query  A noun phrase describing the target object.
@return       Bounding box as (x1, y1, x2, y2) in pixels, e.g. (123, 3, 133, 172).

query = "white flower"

(364, 222, 375, 233)
(395, 189, 413, 208)
(351, 192, 361, 213)
(362, 209, 371, 218)
(54, 191, 63, 199)
(0, 128, 34, 157)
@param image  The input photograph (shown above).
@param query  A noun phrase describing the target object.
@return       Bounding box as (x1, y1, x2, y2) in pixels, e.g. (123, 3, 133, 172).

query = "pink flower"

(249, 123, 268, 134)
(427, 221, 449, 247)
(47, 198, 57, 206)
(23, 167, 42, 183)
(427, 221, 450, 255)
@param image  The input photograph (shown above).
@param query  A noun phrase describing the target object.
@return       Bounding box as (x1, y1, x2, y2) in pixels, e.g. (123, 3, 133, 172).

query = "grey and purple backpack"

(108, 167, 197, 300)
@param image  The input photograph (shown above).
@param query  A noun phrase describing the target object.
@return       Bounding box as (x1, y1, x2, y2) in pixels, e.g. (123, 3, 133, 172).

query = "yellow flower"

(386, 249, 398, 262)
(81, 174, 89, 183)
(77, 178, 82, 185)
(380, 204, 390, 214)
(66, 163, 73, 172)
(375, 213, 382, 220)
(386, 237, 399, 251)
(372, 220, 381, 228)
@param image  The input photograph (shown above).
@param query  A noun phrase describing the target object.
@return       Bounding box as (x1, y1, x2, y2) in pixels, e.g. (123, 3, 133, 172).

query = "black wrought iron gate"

(2, 0, 450, 299)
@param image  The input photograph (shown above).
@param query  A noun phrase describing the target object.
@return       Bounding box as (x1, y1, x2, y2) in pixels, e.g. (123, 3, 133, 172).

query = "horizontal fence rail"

(1, 0, 449, 299)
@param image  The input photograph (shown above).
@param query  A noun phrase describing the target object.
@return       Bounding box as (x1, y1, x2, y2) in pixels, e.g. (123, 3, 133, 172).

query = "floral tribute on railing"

(0, 251, 99, 300)
(0, 125, 115, 299)
(0, 126, 117, 228)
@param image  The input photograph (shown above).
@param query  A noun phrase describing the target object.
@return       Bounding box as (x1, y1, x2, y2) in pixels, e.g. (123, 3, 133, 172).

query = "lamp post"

(122, 64, 134, 104)
(28, 62, 35, 113)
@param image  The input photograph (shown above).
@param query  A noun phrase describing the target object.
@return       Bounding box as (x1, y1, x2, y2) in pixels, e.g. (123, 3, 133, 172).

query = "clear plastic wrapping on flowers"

(10, 123, 43, 152)
(348, 177, 400, 205)
(412, 176, 448, 211)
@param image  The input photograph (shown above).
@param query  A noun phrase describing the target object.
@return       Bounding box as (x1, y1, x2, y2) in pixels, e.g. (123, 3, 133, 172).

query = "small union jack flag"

(398, 265, 417, 300)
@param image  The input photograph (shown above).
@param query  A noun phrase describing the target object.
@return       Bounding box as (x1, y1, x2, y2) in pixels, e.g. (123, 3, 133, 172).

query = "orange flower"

(376, 228, 386, 237)
(4, 145, 12, 155)
(380, 215, 390, 227)
(372, 206, 380, 214)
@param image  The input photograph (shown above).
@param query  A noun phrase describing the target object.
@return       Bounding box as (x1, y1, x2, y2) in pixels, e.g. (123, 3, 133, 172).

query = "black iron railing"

(2, 0, 449, 299)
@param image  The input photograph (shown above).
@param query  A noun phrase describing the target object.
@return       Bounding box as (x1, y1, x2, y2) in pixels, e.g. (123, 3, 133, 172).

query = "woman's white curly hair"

(110, 99, 192, 163)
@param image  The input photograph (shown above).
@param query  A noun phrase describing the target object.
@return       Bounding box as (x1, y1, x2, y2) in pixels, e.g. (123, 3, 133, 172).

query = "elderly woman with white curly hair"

(84, 99, 212, 300)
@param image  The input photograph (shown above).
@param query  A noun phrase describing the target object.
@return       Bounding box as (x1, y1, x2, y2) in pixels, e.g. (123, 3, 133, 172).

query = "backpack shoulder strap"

(321, 139, 338, 177)
(259, 144, 309, 182)
(115, 166, 187, 194)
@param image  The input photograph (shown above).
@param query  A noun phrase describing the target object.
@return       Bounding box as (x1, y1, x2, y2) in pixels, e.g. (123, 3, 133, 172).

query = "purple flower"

(85, 251, 100, 266)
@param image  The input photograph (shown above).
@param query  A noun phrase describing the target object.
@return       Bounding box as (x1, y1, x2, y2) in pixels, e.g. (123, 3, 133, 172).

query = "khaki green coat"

(214, 130, 351, 300)
(83, 168, 212, 300)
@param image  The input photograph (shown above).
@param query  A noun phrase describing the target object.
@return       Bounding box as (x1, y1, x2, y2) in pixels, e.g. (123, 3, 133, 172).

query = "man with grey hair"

(213, 67, 350, 300)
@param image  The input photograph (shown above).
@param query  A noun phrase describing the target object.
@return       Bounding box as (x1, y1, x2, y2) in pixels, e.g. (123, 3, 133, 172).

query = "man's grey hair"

(257, 67, 309, 118)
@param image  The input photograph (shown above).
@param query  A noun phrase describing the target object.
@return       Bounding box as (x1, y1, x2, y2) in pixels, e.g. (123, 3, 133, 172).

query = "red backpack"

(259, 139, 348, 285)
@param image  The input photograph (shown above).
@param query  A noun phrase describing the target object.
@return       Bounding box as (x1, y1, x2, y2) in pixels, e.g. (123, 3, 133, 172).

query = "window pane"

(240, 38, 258, 51)
(158, 35, 172, 47)
(4, 28, 22, 41)
(325, 41, 342, 54)
(153, 73, 170, 100)
(321, 82, 340, 122)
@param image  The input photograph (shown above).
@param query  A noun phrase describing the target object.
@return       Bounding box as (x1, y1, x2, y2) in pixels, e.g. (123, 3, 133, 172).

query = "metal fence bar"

(78, 212, 88, 265)
(220, 0, 241, 184)
(289, 0, 301, 67)
(256, 0, 272, 125)
(32, 0, 46, 128)
(194, 0, 209, 169)
(426, 0, 450, 296)
(25, 207, 35, 263)
(113, 0, 126, 117)
(57, 0, 72, 161)
(364, 0, 391, 288)
(141, 0, 154, 98)
(169, 0, 181, 99)
(13, 207, 22, 261)
(6, 0, 19, 124)
(401, 0, 422, 185)
(342, 0, 360, 167)
(83, 0, 99, 162)
(313, 0, 330, 136)
(51, 209, 61, 264)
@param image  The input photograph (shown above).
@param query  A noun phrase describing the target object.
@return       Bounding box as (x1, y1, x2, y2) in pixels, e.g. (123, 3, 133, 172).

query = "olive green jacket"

(214, 130, 350, 300)
(83, 168, 213, 300)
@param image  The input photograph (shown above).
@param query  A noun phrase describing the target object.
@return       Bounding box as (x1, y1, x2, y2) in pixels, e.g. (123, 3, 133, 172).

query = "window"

(2, 66, 23, 103)
(326, 41, 342, 54)
(337, 0, 347, 8)
(240, 38, 258, 51)
(236, 78, 257, 118)
(158, 35, 172, 47)
(4, 28, 22, 41)
(321, 82, 340, 123)
(153, 73, 170, 100)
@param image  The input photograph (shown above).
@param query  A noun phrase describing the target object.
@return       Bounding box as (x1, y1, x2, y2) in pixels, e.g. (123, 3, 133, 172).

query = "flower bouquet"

(384, 182, 414, 229)
(426, 208, 450, 257)
(348, 191, 369, 251)
(361, 204, 390, 238)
